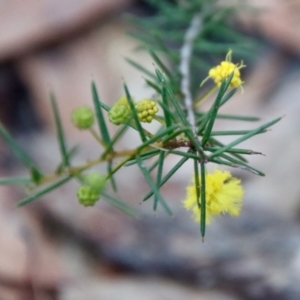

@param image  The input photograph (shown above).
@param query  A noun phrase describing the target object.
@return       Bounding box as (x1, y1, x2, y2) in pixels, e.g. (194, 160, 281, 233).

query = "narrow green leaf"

(148, 155, 162, 173)
(161, 127, 189, 144)
(31, 167, 43, 183)
(144, 79, 161, 93)
(125, 57, 157, 80)
(197, 115, 210, 136)
(196, 112, 261, 122)
(220, 153, 265, 176)
(201, 72, 234, 146)
(157, 99, 179, 124)
(147, 149, 170, 173)
(101, 123, 129, 159)
(200, 162, 206, 240)
(194, 41, 244, 54)
(210, 156, 264, 176)
(165, 82, 189, 126)
(215, 114, 260, 122)
(50, 93, 69, 167)
(56, 146, 78, 174)
(125, 149, 160, 167)
(167, 150, 200, 160)
(136, 155, 172, 215)
(143, 155, 189, 201)
(161, 85, 172, 128)
(98, 101, 111, 112)
(220, 88, 237, 106)
(17, 176, 72, 206)
(137, 124, 178, 152)
(107, 162, 117, 192)
(154, 151, 165, 211)
(91, 82, 111, 146)
(105, 125, 169, 178)
(0, 122, 41, 173)
(194, 158, 201, 214)
(102, 192, 139, 218)
(150, 51, 173, 80)
(184, 130, 205, 156)
(0, 177, 31, 185)
(197, 74, 234, 136)
(205, 147, 263, 156)
(210, 129, 267, 136)
(211, 157, 240, 168)
(155, 69, 188, 126)
(124, 83, 147, 143)
(209, 117, 282, 159)
(207, 137, 247, 162)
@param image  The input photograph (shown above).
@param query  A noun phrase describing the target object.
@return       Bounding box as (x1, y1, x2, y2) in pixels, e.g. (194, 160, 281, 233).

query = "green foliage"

(0, 0, 280, 238)
(128, 0, 259, 96)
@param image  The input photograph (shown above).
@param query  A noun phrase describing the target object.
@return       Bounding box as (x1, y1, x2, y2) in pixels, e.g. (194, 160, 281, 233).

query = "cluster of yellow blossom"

(203, 50, 245, 89)
(183, 169, 244, 224)
(135, 99, 159, 123)
(108, 51, 246, 226)
(108, 96, 159, 125)
(208, 61, 244, 88)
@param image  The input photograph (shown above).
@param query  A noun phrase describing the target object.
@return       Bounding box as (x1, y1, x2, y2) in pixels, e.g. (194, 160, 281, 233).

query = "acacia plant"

(0, 0, 280, 239)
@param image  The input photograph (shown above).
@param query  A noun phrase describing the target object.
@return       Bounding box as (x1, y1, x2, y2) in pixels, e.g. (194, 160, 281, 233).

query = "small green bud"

(108, 96, 131, 125)
(84, 171, 106, 194)
(71, 106, 94, 129)
(108, 104, 131, 125)
(135, 99, 159, 123)
(77, 185, 100, 207)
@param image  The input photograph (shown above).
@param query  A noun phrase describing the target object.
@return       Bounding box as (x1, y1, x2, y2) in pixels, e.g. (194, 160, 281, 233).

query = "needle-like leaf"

(17, 176, 72, 206)
(0, 122, 43, 181)
(136, 155, 172, 215)
(50, 93, 69, 168)
(91, 82, 111, 146)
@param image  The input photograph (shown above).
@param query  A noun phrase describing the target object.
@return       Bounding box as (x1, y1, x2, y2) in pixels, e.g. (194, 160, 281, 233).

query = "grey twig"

(179, 13, 202, 134)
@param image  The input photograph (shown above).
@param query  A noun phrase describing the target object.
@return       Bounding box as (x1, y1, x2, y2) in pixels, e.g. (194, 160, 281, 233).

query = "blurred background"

(1, 0, 300, 299)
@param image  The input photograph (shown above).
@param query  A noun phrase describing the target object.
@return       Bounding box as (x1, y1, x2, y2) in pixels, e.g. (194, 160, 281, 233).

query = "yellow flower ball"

(135, 99, 159, 123)
(183, 169, 244, 224)
(201, 50, 245, 89)
(209, 61, 243, 88)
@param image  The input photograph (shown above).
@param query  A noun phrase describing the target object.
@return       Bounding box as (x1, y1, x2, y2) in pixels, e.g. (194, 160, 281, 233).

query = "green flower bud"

(108, 96, 131, 125)
(135, 99, 159, 123)
(77, 185, 100, 207)
(71, 106, 94, 129)
(84, 171, 106, 194)
(108, 104, 131, 125)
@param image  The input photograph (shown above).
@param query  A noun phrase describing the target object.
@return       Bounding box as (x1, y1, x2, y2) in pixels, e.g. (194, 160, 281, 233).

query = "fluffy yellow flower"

(183, 169, 244, 224)
(209, 61, 243, 88)
(202, 51, 245, 88)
